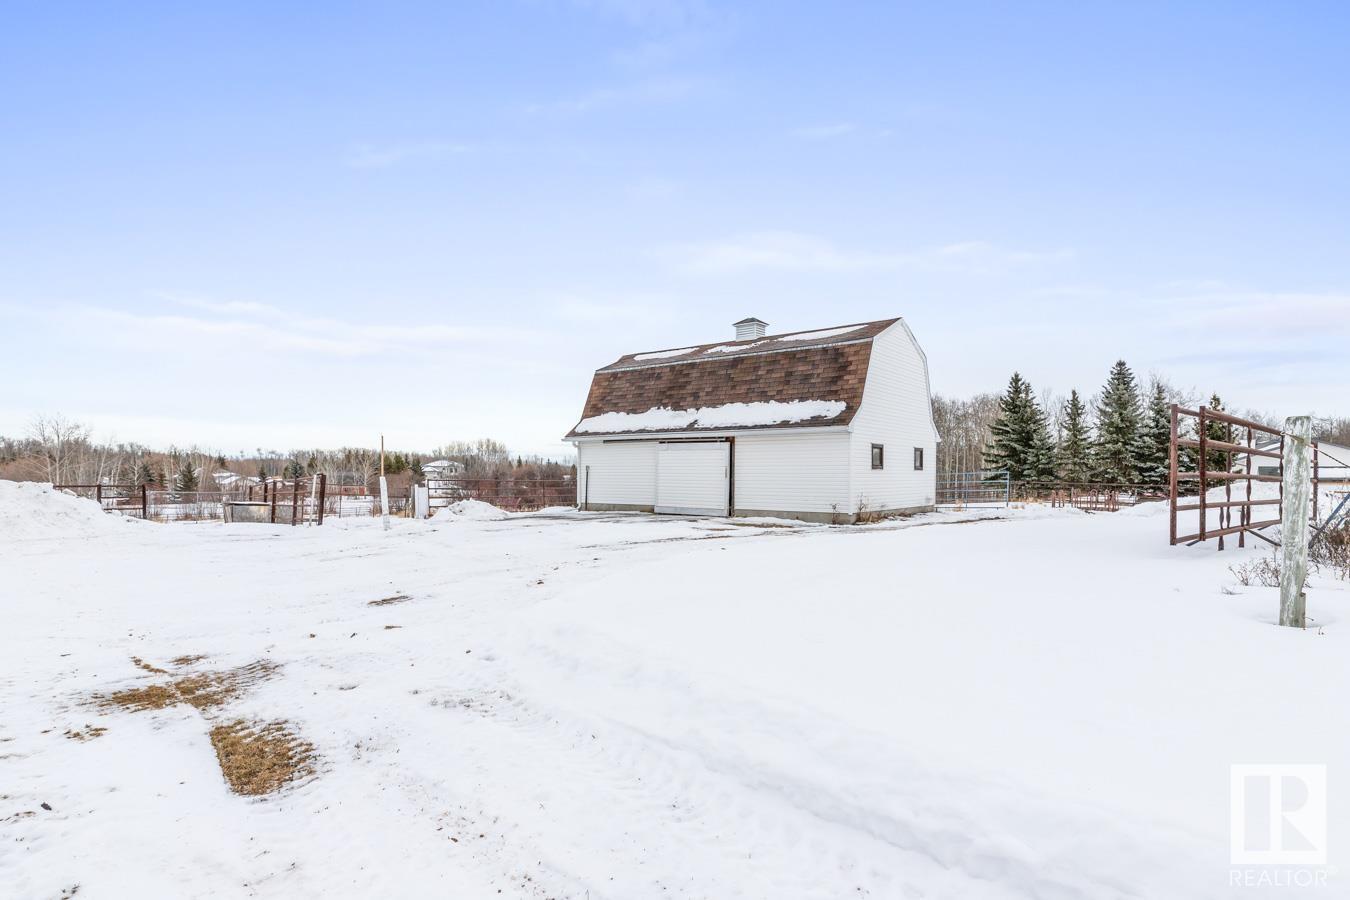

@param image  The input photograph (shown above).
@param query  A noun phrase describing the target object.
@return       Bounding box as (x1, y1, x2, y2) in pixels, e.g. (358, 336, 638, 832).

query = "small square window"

(871, 444, 884, 469)
(913, 447, 924, 470)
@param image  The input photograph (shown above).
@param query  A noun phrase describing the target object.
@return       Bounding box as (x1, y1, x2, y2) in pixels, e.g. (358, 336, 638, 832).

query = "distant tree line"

(0, 417, 575, 494)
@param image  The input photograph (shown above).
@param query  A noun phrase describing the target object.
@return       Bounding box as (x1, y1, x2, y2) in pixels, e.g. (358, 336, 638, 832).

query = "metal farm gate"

(1167, 405, 1350, 549)
(936, 471, 1011, 507)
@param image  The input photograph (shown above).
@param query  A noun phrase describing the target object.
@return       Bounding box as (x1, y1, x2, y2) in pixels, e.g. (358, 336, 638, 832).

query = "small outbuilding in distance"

(564, 317, 938, 523)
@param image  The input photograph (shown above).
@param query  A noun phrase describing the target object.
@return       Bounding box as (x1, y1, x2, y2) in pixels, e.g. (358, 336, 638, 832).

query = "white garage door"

(655, 441, 729, 516)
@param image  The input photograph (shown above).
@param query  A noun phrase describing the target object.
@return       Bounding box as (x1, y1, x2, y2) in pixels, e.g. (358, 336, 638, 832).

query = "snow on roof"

(211, 470, 260, 486)
(567, 320, 896, 438)
(601, 318, 897, 373)
(774, 325, 865, 342)
(703, 341, 767, 354)
(573, 400, 847, 435)
(633, 347, 699, 361)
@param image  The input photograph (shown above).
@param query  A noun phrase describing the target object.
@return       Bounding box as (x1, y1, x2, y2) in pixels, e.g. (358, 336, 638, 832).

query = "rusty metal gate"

(1168, 406, 1347, 549)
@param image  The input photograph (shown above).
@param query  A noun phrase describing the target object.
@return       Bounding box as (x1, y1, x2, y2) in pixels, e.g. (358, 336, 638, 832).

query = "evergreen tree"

(1056, 390, 1092, 482)
(257, 464, 268, 482)
(1093, 360, 1142, 483)
(1026, 400, 1057, 482)
(283, 458, 304, 480)
(410, 458, 424, 479)
(1204, 394, 1230, 473)
(1135, 382, 1171, 487)
(984, 372, 1054, 481)
(133, 460, 155, 487)
(174, 457, 199, 493)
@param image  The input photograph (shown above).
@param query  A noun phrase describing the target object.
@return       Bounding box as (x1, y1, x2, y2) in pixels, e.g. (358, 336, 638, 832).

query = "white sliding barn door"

(655, 441, 729, 516)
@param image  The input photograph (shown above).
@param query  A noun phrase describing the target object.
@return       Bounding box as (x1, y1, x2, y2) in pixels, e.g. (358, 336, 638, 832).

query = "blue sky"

(2, 1, 1347, 457)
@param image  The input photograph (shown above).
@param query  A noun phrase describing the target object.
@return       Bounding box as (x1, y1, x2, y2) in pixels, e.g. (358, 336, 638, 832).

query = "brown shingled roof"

(565, 318, 899, 438)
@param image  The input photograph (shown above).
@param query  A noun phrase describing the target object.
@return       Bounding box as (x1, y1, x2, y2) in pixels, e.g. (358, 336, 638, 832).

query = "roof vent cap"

(733, 317, 768, 341)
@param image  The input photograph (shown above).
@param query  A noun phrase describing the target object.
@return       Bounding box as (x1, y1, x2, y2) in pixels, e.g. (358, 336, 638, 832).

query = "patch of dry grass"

(170, 654, 208, 667)
(174, 661, 276, 711)
(130, 656, 168, 675)
(368, 594, 411, 606)
(92, 658, 317, 797)
(99, 660, 277, 714)
(103, 683, 179, 712)
(209, 720, 314, 796)
(63, 726, 108, 742)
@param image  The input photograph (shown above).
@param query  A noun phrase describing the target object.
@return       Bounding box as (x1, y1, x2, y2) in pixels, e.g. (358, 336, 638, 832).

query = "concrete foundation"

(579, 503, 936, 524)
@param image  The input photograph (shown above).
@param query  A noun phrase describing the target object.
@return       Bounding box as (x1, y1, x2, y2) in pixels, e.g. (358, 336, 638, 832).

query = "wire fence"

(428, 478, 576, 513)
(55, 476, 576, 523)
(936, 471, 1010, 507)
(937, 472, 1168, 512)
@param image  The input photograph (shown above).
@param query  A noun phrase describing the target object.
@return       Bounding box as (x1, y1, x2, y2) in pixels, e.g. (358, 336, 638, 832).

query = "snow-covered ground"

(2, 481, 1348, 898)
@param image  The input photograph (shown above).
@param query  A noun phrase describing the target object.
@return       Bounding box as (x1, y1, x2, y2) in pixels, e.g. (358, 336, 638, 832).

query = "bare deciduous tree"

(26, 415, 91, 484)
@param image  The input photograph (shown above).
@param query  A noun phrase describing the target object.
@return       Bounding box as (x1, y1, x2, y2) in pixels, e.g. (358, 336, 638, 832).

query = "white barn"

(564, 317, 938, 523)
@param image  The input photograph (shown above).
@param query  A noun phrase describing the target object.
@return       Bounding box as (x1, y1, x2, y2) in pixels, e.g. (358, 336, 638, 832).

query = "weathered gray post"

(1279, 416, 1312, 628)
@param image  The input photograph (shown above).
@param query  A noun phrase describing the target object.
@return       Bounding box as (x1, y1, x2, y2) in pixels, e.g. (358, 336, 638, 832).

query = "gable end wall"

(846, 322, 938, 515)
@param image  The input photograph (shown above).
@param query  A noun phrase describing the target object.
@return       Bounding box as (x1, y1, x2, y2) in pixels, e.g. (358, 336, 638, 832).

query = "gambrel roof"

(565, 318, 899, 439)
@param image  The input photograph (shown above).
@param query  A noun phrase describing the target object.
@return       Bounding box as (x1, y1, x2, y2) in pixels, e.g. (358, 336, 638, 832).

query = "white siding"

(846, 321, 938, 514)
(733, 431, 852, 515)
(576, 440, 657, 508)
(1319, 442, 1350, 480)
(572, 319, 938, 520)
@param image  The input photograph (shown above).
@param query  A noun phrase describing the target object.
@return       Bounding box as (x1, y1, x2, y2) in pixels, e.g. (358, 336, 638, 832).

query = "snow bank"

(432, 499, 509, 521)
(574, 399, 847, 434)
(0, 480, 137, 539)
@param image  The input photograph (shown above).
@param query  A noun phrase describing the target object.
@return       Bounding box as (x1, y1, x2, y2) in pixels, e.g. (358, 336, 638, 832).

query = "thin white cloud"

(1155, 289, 1350, 343)
(550, 293, 680, 325)
(25, 296, 537, 358)
(662, 231, 1073, 274)
(791, 123, 857, 141)
(570, 0, 714, 29)
(344, 141, 472, 169)
(525, 78, 705, 115)
(625, 175, 680, 200)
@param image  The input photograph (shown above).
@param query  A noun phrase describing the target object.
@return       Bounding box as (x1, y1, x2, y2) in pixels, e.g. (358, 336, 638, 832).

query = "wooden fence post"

(317, 474, 327, 525)
(379, 476, 390, 531)
(270, 480, 277, 524)
(291, 478, 299, 526)
(1279, 416, 1312, 628)
(141, 483, 148, 520)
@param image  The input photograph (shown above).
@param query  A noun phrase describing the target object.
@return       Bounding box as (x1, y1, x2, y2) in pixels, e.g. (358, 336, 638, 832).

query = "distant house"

(209, 470, 260, 489)
(422, 459, 466, 479)
(422, 459, 467, 512)
(1316, 441, 1350, 482)
(564, 317, 938, 523)
(1252, 439, 1350, 482)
